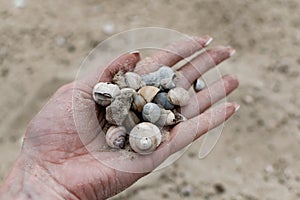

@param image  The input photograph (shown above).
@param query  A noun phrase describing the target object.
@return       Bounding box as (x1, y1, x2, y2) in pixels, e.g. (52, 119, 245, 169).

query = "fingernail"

(204, 37, 213, 47)
(129, 50, 140, 57)
(233, 103, 240, 112)
(229, 49, 236, 57)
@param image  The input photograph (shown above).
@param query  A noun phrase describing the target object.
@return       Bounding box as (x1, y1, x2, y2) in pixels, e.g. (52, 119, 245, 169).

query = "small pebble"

(242, 95, 254, 104)
(102, 22, 115, 35)
(181, 185, 193, 197)
(194, 78, 206, 92)
(55, 36, 66, 47)
(213, 183, 225, 194)
(13, 0, 26, 8)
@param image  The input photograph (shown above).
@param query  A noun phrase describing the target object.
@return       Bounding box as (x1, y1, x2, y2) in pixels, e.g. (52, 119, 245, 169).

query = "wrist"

(0, 155, 77, 200)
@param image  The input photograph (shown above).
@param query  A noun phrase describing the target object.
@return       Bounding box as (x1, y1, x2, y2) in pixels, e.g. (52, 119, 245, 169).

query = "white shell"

(106, 126, 127, 149)
(138, 86, 160, 102)
(156, 109, 176, 126)
(129, 122, 162, 155)
(93, 82, 121, 106)
(194, 78, 205, 92)
(167, 87, 190, 106)
(142, 103, 161, 123)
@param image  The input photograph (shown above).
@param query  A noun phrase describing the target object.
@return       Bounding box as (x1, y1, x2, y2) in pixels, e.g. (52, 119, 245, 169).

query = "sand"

(1, 0, 300, 199)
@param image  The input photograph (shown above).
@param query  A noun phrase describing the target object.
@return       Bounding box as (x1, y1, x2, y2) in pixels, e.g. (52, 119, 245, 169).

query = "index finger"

(134, 35, 213, 75)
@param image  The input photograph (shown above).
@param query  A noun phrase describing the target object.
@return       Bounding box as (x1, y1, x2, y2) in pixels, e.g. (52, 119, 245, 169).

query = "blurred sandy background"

(1, 0, 300, 199)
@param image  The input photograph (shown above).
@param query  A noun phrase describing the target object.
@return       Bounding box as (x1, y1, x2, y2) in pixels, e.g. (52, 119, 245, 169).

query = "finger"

(167, 102, 239, 155)
(175, 46, 236, 89)
(182, 75, 239, 119)
(135, 35, 213, 75)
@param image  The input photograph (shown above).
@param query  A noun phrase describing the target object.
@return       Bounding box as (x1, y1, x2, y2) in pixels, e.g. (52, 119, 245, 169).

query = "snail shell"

(141, 66, 176, 89)
(155, 109, 176, 126)
(113, 71, 145, 90)
(153, 92, 174, 110)
(106, 91, 133, 125)
(93, 82, 121, 106)
(138, 86, 160, 102)
(142, 103, 161, 123)
(167, 87, 190, 106)
(112, 71, 127, 89)
(122, 111, 140, 131)
(129, 122, 162, 155)
(106, 126, 127, 149)
(132, 93, 147, 112)
(194, 78, 205, 92)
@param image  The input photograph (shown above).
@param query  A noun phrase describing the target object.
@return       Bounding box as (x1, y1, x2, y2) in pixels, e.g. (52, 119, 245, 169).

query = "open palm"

(2, 35, 239, 200)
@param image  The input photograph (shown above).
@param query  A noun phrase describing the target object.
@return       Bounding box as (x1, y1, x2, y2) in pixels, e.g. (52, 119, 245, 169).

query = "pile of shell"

(93, 66, 192, 155)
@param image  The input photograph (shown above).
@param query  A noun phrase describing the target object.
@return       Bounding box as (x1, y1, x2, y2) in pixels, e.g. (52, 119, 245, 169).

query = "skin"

(0, 35, 239, 200)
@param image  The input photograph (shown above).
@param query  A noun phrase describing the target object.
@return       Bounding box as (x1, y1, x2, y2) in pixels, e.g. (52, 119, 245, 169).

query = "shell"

(155, 109, 186, 126)
(93, 82, 121, 106)
(129, 122, 162, 155)
(138, 86, 160, 102)
(112, 71, 145, 90)
(122, 111, 140, 131)
(106, 126, 127, 149)
(124, 72, 145, 90)
(167, 87, 190, 106)
(141, 66, 176, 89)
(106, 91, 133, 125)
(112, 71, 127, 89)
(153, 92, 175, 110)
(142, 103, 161, 123)
(194, 78, 205, 92)
(155, 109, 176, 126)
(132, 93, 147, 112)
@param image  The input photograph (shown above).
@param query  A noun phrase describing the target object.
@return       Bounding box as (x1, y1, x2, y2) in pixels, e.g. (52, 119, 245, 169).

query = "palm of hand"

(20, 36, 238, 199)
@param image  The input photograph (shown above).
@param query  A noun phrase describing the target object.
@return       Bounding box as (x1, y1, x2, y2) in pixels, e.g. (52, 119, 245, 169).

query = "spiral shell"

(138, 86, 160, 102)
(93, 82, 121, 106)
(194, 78, 205, 92)
(129, 122, 162, 155)
(167, 87, 190, 106)
(153, 92, 174, 110)
(106, 91, 133, 125)
(142, 103, 161, 123)
(106, 126, 127, 149)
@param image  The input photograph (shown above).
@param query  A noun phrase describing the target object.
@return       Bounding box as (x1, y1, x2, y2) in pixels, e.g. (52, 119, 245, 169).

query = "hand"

(0, 35, 239, 200)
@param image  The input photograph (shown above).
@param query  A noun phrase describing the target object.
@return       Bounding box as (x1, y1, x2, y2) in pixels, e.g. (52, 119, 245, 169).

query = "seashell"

(194, 78, 205, 92)
(132, 93, 147, 112)
(106, 126, 127, 149)
(153, 92, 174, 110)
(155, 109, 186, 126)
(129, 122, 162, 155)
(142, 103, 161, 123)
(112, 71, 127, 89)
(122, 111, 140, 131)
(141, 66, 176, 89)
(93, 82, 121, 106)
(120, 87, 136, 95)
(124, 72, 145, 90)
(106, 91, 133, 125)
(138, 86, 160, 102)
(113, 71, 145, 90)
(167, 87, 190, 106)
